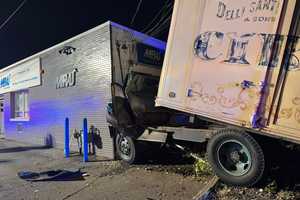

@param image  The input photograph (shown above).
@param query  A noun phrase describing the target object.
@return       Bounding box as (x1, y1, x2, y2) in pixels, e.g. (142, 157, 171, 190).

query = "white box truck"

(107, 0, 300, 186)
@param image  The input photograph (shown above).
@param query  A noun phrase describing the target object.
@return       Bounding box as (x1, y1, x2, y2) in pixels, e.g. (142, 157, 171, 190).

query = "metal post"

(83, 118, 88, 162)
(91, 126, 96, 155)
(64, 118, 70, 158)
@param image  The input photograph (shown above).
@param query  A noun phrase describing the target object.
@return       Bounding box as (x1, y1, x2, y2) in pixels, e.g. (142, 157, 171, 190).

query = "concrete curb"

(192, 175, 219, 200)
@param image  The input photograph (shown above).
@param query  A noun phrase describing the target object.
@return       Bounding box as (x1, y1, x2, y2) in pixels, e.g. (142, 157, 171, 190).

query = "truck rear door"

(268, 1, 300, 134)
(157, 0, 296, 128)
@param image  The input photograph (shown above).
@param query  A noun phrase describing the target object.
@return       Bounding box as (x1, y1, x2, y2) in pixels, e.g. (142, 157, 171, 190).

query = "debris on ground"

(214, 183, 298, 200)
(18, 168, 84, 182)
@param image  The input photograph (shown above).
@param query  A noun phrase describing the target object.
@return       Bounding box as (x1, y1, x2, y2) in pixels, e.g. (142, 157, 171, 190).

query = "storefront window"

(11, 90, 29, 120)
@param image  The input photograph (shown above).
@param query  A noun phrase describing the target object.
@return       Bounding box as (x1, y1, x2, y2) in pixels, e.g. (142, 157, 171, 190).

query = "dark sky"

(0, 0, 173, 68)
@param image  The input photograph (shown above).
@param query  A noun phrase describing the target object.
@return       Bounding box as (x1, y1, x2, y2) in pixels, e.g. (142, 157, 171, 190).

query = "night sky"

(0, 0, 174, 68)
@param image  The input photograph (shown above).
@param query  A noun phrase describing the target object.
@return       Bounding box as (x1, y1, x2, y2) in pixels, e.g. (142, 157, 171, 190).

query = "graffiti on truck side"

(194, 32, 300, 70)
(283, 98, 300, 124)
(189, 82, 259, 111)
(267, 98, 300, 124)
(190, 81, 300, 124)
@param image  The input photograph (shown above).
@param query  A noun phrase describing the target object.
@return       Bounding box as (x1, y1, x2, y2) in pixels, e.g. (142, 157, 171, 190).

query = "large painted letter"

(259, 34, 284, 68)
(289, 36, 300, 70)
(194, 31, 224, 60)
(216, 1, 226, 18)
(224, 33, 255, 65)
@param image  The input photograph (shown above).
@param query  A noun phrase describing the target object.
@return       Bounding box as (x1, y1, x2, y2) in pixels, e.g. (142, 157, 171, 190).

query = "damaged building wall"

(110, 22, 166, 85)
(3, 22, 114, 159)
(1, 21, 166, 159)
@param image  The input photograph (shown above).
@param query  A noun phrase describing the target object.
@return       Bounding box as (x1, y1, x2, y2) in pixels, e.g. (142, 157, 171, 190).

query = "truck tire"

(115, 134, 142, 164)
(207, 129, 265, 187)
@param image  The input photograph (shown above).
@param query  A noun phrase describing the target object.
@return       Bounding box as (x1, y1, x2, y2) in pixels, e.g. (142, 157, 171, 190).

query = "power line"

(141, 0, 171, 33)
(151, 23, 171, 37)
(130, 0, 143, 26)
(151, 25, 170, 37)
(150, 16, 171, 36)
(145, 4, 173, 36)
(150, 15, 172, 37)
(0, 0, 28, 32)
(144, 2, 173, 35)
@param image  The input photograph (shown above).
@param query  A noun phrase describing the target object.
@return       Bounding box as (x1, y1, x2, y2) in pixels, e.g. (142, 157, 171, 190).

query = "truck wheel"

(115, 134, 141, 164)
(207, 129, 265, 186)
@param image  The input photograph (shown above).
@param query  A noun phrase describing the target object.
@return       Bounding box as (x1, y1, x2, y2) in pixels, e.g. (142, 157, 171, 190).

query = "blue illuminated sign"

(0, 75, 11, 88)
(137, 43, 165, 67)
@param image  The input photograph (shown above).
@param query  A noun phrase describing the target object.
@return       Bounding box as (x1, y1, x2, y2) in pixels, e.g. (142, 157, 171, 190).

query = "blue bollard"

(82, 118, 88, 162)
(64, 118, 70, 158)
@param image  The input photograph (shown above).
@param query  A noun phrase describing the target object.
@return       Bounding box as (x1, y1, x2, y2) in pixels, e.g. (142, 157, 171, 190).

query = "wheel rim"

(118, 135, 131, 160)
(217, 139, 252, 177)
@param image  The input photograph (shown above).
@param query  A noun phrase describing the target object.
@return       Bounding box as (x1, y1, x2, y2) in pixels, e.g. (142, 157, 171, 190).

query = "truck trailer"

(107, 0, 300, 186)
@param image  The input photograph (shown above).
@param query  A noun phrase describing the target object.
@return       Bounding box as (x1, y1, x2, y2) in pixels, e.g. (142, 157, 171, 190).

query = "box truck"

(107, 0, 300, 186)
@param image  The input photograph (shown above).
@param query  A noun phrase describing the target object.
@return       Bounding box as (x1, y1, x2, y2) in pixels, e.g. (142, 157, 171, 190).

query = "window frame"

(10, 90, 30, 121)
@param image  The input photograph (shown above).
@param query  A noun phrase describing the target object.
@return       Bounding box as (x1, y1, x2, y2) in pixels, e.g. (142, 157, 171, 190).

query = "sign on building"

(0, 58, 41, 94)
(56, 69, 78, 89)
(136, 43, 165, 67)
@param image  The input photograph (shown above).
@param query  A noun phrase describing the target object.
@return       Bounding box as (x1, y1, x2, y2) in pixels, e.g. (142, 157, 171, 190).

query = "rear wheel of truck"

(115, 134, 142, 164)
(207, 129, 265, 187)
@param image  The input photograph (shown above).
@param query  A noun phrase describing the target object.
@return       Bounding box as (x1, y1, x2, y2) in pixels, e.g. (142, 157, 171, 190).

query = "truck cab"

(107, 42, 211, 164)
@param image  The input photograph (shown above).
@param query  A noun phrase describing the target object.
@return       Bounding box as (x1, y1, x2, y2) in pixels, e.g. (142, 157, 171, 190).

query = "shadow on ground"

(265, 145, 300, 192)
(141, 145, 195, 166)
(0, 146, 51, 153)
(128, 144, 198, 177)
(0, 159, 13, 164)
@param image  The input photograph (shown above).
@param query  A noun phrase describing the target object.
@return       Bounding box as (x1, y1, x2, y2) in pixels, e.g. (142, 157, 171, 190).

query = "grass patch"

(193, 157, 213, 176)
